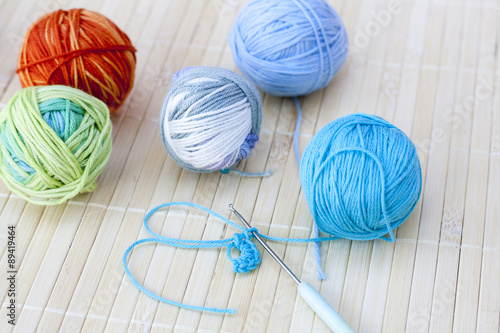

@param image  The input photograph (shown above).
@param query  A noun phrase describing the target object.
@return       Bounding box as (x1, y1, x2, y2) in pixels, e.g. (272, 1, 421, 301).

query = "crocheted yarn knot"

(226, 228, 261, 273)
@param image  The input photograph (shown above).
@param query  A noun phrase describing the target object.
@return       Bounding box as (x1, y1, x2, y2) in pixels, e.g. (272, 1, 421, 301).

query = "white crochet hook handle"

(229, 204, 356, 333)
(298, 281, 355, 332)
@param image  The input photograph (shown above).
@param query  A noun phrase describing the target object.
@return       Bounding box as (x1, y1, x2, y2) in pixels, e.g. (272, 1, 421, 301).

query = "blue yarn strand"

(224, 167, 272, 178)
(293, 97, 302, 166)
(312, 223, 326, 279)
(292, 97, 326, 280)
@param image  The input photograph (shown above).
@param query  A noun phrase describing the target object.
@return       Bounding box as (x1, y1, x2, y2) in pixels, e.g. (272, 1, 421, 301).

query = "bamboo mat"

(0, 0, 499, 332)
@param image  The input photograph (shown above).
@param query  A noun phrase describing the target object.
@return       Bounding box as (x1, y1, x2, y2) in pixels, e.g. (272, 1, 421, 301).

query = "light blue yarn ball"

(228, 0, 348, 97)
(160, 67, 262, 173)
(300, 114, 422, 240)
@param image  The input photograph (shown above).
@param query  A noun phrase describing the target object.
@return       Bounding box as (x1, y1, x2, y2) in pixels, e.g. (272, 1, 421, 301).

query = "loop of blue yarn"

(229, 0, 348, 97)
(300, 113, 422, 241)
(123, 202, 341, 314)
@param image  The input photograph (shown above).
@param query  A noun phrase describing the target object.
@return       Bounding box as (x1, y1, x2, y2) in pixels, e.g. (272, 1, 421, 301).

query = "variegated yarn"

(160, 67, 266, 176)
(0, 85, 112, 205)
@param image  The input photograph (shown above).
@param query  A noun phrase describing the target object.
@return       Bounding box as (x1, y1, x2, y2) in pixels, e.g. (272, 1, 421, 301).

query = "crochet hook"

(229, 204, 356, 333)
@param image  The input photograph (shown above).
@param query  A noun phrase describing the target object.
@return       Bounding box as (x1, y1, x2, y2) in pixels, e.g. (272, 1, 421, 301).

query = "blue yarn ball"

(160, 67, 262, 173)
(300, 114, 422, 240)
(229, 0, 348, 97)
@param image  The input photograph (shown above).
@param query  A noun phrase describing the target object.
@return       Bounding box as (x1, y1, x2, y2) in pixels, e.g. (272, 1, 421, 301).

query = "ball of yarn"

(300, 114, 422, 240)
(0, 85, 112, 205)
(160, 67, 262, 173)
(17, 9, 136, 113)
(228, 0, 348, 97)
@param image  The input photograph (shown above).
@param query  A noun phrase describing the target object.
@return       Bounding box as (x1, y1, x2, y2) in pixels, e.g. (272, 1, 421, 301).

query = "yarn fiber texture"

(160, 67, 262, 173)
(229, 0, 348, 97)
(300, 114, 422, 240)
(17, 9, 136, 113)
(0, 85, 112, 205)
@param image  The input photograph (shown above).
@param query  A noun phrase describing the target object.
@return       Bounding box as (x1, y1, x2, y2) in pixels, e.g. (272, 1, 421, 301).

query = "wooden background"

(0, 0, 499, 332)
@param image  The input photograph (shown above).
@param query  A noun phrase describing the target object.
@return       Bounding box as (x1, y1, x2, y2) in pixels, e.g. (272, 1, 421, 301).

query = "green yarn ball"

(0, 85, 112, 205)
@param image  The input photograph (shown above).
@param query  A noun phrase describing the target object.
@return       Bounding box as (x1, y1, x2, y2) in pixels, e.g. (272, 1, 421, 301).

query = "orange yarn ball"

(17, 9, 136, 113)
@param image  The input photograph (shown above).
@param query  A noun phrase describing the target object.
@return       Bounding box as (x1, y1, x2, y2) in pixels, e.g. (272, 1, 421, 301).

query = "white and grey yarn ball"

(160, 67, 262, 173)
